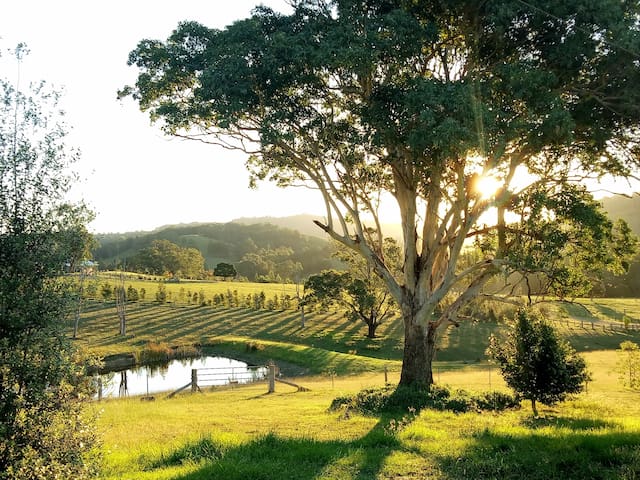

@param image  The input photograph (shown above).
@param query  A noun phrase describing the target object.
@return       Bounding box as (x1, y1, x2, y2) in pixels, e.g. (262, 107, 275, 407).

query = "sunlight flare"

(473, 174, 502, 200)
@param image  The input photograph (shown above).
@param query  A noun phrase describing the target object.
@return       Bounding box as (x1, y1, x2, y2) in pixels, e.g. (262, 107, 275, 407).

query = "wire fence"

(550, 316, 640, 334)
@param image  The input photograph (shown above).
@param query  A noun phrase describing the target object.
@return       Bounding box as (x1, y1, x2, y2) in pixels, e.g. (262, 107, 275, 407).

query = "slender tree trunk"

(399, 319, 437, 387)
(367, 322, 377, 339)
(296, 281, 305, 328)
(73, 270, 86, 338)
(531, 398, 538, 417)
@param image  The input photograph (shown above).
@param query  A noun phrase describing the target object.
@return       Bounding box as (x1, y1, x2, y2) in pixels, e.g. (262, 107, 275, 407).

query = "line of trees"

(104, 238, 325, 283)
(88, 282, 298, 311)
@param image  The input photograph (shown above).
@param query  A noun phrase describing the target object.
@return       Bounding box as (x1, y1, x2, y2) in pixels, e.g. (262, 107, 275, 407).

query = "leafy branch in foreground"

(0, 46, 98, 479)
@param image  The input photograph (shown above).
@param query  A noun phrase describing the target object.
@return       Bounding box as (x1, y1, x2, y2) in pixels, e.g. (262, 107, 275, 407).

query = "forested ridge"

(93, 218, 337, 279)
(94, 195, 639, 290)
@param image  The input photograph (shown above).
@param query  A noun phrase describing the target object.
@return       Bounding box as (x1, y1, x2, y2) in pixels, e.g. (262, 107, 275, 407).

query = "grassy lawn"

(76, 286, 640, 479)
(94, 352, 640, 480)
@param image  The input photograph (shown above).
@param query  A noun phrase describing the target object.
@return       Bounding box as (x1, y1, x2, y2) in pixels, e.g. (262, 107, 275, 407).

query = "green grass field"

(76, 281, 640, 479)
(94, 353, 640, 480)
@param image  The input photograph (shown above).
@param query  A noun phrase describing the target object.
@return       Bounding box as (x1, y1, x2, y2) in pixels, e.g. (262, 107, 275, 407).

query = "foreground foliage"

(0, 49, 98, 478)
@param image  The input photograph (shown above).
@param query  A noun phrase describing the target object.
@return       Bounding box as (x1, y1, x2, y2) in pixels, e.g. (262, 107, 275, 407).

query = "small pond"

(97, 356, 267, 398)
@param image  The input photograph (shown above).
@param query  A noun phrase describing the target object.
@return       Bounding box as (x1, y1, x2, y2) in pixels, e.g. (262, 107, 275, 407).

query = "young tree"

(115, 273, 127, 335)
(487, 309, 590, 416)
(616, 341, 640, 390)
(122, 1, 640, 386)
(305, 238, 400, 337)
(155, 282, 167, 303)
(0, 46, 98, 477)
(100, 282, 114, 301)
(127, 285, 139, 302)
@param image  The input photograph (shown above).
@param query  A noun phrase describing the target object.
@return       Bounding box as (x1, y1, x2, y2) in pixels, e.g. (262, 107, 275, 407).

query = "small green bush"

(245, 341, 265, 352)
(330, 384, 520, 415)
(475, 391, 522, 411)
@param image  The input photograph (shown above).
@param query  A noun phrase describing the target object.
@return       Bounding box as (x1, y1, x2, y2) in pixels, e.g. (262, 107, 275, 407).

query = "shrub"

(245, 341, 265, 353)
(329, 384, 519, 415)
(175, 344, 201, 358)
(100, 282, 113, 301)
(126, 285, 139, 302)
(474, 391, 522, 411)
(137, 342, 201, 364)
(137, 341, 172, 364)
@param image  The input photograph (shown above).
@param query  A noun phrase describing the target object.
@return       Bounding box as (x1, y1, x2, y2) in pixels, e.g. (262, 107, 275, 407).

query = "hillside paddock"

(74, 282, 640, 479)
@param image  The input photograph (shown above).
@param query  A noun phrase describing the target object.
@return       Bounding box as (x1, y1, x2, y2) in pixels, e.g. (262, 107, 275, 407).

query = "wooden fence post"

(384, 365, 388, 385)
(191, 369, 198, 393)
(267, 362, 276, 393)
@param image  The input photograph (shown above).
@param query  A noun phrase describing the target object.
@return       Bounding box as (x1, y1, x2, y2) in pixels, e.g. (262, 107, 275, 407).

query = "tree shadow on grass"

(590, 303, 626, 322)
(147, 418, 401, 480)
(126, 405, 640, 480)
(520, 415, 619, 431)
(435, 425, 640, 480)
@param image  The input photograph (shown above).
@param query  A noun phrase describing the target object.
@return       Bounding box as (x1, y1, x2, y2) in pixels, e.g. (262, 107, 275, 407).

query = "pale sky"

(1, 2, 637, 233)
(0, 0, 325, 233)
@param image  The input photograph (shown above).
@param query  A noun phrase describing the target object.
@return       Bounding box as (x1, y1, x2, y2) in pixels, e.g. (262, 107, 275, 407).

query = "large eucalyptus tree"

(122, 0, 640, 386)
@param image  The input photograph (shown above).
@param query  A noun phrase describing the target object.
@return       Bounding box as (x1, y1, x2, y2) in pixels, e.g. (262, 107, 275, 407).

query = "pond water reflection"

(97, 356, 266, 398)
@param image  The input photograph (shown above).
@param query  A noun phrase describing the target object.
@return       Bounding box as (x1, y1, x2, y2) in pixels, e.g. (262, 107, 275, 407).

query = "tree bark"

(399, 319, 437, 387)
(367, 322, 377, 339)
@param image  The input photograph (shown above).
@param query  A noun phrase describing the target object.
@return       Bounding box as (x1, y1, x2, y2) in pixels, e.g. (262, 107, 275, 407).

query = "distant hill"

(230, 196, 638, 241)
(93, 220, 337, 278)
(600, 194, 640, 234)
(232, 214, 327, 239)
(233, 214, 404, 241)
